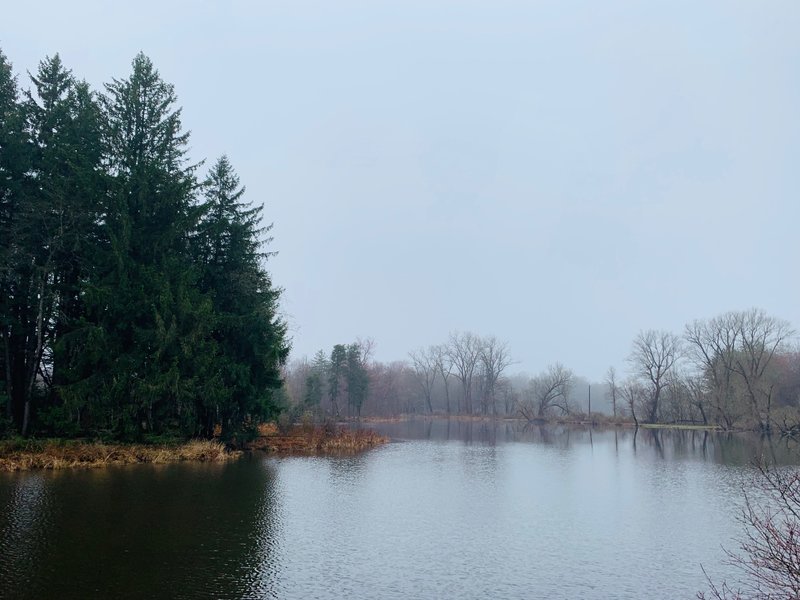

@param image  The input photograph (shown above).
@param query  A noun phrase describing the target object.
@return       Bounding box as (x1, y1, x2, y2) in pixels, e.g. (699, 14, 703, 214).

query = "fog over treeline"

(283, 308, 799, 432)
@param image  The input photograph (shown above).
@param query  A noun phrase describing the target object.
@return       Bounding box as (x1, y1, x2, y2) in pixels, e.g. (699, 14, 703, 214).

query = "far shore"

(360, 413, 725, 431)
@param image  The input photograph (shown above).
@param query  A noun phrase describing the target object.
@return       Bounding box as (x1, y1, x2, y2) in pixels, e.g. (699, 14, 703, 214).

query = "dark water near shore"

(1, 422, 797, 599)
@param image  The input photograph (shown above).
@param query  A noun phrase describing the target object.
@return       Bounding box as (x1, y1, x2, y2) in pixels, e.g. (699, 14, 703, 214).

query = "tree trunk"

(648, 388, 660, 423)
(22, 278, 47, 437)
(2, 329, 13, 421)
(698, 403, 707, 426)
(21, 399, 31, 437)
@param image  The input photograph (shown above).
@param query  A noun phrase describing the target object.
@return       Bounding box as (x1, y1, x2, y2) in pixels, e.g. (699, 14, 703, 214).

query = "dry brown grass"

(0, 439, 238, 472)
(248, 425, 388, 456)
(257, 422, 279, 436)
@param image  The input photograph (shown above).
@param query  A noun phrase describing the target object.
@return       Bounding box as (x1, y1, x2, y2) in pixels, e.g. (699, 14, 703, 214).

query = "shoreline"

(0, 426, 390, 472)
(249, 424, 389, 456)
(0, 438, 238, 472)
(0, 418, 740, 472)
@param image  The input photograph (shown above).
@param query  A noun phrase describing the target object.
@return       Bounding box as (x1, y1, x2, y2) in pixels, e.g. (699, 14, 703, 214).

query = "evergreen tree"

(0, 48, 30, 430)
(303, 349, 328, 411)
(303, 371, 323, 408)
(328, 344, 347, 418)
(22, 56, 105, 435)
(60, 53, 209, 439)
(194, 155, 289, 437)
(346, 343, 369, 417)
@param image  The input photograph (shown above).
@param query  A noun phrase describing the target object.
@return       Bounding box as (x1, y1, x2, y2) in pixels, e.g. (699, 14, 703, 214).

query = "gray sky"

(4, 1, 799, 381)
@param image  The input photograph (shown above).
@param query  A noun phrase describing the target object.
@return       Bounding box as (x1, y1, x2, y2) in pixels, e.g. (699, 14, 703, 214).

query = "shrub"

(700, 463, 800, 599)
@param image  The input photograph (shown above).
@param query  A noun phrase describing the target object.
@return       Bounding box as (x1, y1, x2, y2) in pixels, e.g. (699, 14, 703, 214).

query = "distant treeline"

(283, 309, 799, 433)
(283, 332, 574, 420)
(0, 49, 288, 440)
(282, 334, 604, 420)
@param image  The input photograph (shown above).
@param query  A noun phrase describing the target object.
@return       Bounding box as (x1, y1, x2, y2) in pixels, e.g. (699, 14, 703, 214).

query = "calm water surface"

(1, 421, 797, 599)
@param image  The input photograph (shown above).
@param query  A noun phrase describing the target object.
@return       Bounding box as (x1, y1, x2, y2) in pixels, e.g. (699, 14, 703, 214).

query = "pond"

(1, 421, 795, 599)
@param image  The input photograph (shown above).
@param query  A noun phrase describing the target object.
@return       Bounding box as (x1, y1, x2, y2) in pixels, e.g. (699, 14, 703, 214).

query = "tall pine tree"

(195, 156, 289, 437)
(0, 49, 30, 431)
(60, 53, 209, 439)
(22, 56, 105, 435)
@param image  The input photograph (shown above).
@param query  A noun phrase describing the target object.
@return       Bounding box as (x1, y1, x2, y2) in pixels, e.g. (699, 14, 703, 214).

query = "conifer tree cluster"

(0, 49, 289, 440)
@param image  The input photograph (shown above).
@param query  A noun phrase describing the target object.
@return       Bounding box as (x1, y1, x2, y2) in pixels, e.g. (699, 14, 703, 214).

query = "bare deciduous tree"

(700, 464, 800, 599)
(409, 346, 438, 414)
(356, 336, 376, 365)
(447, 331, 482, 414)
(432, 344, 454, 415)
(619, 378, 647, 427)
(686, 313, 744, 429)
(685, 310, 795, 431)
(368, 360, 415, 416)
(497, 377, 518, 415)
(519, 363, 573, 421)
(479, 336, 513, 415)
(684, 372, 710, 425)
(731, 309, 794, 432)
(628, 329, 682, 423)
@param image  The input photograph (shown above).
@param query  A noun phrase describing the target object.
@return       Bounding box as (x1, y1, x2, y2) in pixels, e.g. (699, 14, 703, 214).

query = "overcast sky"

(4, 1, 799, 381)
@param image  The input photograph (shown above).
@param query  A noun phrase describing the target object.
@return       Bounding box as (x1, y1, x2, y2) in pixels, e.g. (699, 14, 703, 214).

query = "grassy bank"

(0, 424, 389, 471)
(249, 424, 389, 455)
(639, 422, 721, 431)
(0, 438, 236, 472)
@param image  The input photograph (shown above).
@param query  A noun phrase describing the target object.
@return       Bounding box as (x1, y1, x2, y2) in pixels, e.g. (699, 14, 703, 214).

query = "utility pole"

(588, 384, 591, 415)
